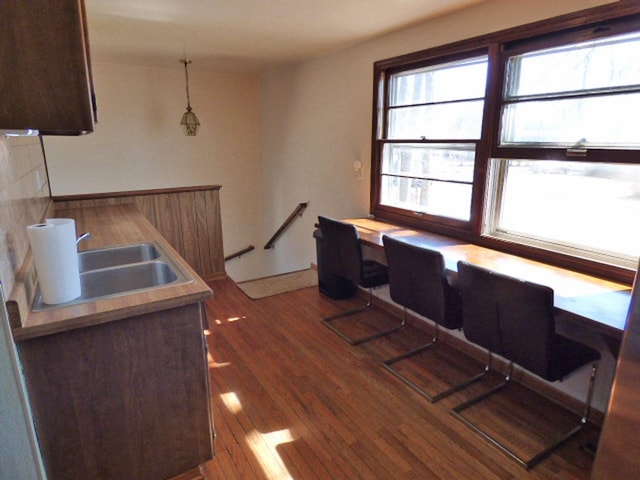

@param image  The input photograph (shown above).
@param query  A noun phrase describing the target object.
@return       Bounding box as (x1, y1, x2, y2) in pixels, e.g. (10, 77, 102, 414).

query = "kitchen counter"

(12, 203, 215, 480)
(11, 203, 212, 341)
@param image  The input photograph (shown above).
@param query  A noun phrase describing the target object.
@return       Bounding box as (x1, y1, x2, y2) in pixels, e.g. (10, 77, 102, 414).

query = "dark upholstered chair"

(318, 216, 400, 345)
(382, 235, 481, 402)
(453, 260, 601, 469)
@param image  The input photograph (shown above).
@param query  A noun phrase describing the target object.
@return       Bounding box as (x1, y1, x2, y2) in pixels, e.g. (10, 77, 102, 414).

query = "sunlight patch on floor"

(208, 351, 230, 368)
(213, 315, 246, 325)
(218, 388, 295, 479)
(212, 316, 296, 479)
(245, 429, 295, 480)
(220, 392, 243, 414)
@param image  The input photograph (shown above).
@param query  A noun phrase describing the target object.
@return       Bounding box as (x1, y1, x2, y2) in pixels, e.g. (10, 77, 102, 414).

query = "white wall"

(258, 0, 616, 279)
(43, 62, 263, 281)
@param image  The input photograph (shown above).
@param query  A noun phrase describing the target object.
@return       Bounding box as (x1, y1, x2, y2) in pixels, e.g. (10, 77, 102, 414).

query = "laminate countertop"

(11, 204, 213, 341)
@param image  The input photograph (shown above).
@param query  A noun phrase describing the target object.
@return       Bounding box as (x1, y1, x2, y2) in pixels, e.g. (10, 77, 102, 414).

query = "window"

(371, 6, 640, 282)
(375, 54, 488, 224)
(498, 31, 640, 151)
(485, 160, 640, 268)
(486, 26, 640, 270)
(380, 143, 475, 220)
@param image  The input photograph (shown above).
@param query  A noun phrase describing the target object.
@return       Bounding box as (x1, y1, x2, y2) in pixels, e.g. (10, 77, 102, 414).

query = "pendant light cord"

(183, 59, 193, 111)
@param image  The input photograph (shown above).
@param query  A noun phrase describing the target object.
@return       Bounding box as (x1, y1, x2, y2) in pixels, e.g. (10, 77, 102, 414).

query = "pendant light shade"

(180, 107, 200, 136)
(180, 59, 200, 136)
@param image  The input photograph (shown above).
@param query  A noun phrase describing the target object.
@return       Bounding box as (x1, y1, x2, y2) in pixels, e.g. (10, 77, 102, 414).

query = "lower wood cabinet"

(17, 303, 213, 480)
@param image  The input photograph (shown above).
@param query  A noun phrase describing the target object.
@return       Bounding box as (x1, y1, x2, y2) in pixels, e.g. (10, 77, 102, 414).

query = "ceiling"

(85, 0, 484, 73)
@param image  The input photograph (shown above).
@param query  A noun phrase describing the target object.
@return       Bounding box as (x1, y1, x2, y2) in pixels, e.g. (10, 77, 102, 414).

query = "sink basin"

(78, 243, 160, 272)
(32, 241, 192, 311)
(79, 261, 177, 299)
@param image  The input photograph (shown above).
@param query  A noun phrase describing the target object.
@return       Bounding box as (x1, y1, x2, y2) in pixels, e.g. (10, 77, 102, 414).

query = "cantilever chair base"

(451, 363, 598, 470)
(382, 322, 489, 402)
(322, 289, 405, 346)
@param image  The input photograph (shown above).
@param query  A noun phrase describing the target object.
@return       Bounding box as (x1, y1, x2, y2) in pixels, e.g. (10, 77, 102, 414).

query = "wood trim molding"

(52, 185, 222, 202)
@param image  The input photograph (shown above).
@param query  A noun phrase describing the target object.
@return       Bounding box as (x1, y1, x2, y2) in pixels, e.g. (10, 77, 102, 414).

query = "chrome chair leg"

(322, 288, 375, 322)
(322, 288, 405, 345)
(525, 364, 598, 469)
(581, 363, 597, 424)
(383, 321, 491, 402)
(452, 362, 598, 470)
(452, 360, 512, 412)
(383, 312, 438, 365)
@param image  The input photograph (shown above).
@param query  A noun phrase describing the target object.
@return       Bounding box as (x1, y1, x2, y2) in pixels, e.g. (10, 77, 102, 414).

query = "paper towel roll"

(27, 218, 81, 305)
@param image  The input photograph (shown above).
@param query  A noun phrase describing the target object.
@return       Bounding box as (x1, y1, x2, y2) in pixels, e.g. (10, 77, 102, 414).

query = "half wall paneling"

(53, 185, 225, 280)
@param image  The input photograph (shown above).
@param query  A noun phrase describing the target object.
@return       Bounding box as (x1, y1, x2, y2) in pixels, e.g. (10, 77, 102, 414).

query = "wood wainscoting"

(53, 185, 225, 280)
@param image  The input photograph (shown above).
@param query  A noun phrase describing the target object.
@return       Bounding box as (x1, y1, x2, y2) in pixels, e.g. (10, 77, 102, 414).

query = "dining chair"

(453, 260, 601, 469)
(382, 235, 483, 402)
(318, 215, 400, 345)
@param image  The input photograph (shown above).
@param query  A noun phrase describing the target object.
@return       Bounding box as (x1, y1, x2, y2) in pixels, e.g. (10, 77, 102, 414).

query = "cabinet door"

(0, 0, 96, 134)
(18, 304, 214, 480)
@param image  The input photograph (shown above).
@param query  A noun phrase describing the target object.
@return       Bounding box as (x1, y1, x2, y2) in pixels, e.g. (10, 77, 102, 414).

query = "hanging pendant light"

(180, 59, 200, 136)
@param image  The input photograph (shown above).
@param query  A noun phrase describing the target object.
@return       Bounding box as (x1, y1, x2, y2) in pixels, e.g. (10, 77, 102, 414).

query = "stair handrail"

(224, 245, 255, 262)
(264, 202, 308, 249)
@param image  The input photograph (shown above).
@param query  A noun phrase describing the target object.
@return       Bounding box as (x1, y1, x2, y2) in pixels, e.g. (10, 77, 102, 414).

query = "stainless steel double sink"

(32, 242, 192, 311)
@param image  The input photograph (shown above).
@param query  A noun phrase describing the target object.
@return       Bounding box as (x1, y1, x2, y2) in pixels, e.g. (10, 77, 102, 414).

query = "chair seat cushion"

(361, 260, 389, 289)
(548, 334, 601, 381)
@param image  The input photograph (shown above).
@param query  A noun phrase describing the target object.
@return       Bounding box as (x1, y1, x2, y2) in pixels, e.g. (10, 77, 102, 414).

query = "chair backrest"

(383, 235, 461, 329)
(318, 216, 363, 286)
(457, 261, 555, 379)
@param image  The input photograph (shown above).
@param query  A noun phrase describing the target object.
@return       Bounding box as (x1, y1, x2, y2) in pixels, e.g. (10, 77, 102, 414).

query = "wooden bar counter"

(10, 204, 214, 480)
(346, 218, 630, 341)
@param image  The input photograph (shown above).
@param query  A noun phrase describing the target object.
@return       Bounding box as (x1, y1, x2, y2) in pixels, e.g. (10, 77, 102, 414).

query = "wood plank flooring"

(177, 277, 598, 479)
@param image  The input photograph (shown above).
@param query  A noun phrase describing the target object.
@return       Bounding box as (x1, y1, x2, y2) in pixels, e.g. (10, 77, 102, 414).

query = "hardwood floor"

(177, 277, 598, 479)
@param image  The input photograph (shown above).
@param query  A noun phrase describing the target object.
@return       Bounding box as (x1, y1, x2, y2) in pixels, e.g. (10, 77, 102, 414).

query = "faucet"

(76, 232, 92, 245)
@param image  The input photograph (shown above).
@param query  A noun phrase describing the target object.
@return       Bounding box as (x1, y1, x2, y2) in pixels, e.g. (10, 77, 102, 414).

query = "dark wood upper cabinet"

(0, 0, 96, 135)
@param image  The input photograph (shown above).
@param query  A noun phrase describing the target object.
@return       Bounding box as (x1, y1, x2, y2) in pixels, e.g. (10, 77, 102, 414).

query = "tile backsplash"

(0, 135, 50, 297)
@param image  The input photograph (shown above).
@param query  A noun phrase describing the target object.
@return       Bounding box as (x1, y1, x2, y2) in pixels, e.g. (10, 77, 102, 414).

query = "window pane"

(500, 92, 640, 147)
(381, 176, 472, 220)
(487, 159, 640, 263)
(381, 143, 475, 182)
(388, 100, 484, 139)
(505, 32, 640, 98)
(390, 56, 488, 106)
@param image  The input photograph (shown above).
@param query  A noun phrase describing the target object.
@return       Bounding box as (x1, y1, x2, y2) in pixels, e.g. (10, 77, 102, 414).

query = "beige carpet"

(236, 268, 318, 299)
